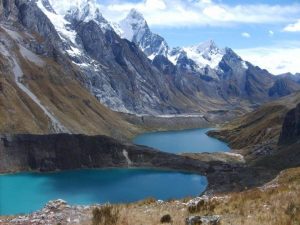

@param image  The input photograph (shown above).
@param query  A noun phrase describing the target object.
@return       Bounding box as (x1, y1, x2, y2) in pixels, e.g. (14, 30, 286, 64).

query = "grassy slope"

(208, 92, 300, 150)
(0, 27, 139, 140)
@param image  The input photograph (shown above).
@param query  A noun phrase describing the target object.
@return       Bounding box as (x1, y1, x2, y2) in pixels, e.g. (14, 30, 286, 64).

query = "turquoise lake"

(133, 128, 230, 153)
(0, 128, 229, 215)
(0, 169, 207, 215)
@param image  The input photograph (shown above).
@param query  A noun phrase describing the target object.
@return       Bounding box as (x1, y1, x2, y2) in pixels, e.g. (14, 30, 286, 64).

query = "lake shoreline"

(0, 168, 208, 215)
(0, 132, 281, 217)
(132, 128, 230, 153)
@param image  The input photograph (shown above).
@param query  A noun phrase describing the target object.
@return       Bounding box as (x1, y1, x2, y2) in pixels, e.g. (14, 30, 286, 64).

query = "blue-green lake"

(133, 128, 230, 153)
(0, 169, 207, 215)
(1, 128, 228, 215)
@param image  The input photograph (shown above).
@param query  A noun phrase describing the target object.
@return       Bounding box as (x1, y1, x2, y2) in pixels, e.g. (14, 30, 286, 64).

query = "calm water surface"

(0, 169, 207, 215)
(1, 128, 229, 215)
(133, 128, 230, 153)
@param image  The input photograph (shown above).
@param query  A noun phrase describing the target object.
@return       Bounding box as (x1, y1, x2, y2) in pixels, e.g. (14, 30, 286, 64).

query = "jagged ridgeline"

(0, 0, 300, 135)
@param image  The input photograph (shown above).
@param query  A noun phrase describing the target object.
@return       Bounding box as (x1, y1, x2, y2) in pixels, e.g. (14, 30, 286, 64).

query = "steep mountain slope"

(0, 0, 137, 138)
(279, 102, 300, 144)
(269, 77, 300, 97)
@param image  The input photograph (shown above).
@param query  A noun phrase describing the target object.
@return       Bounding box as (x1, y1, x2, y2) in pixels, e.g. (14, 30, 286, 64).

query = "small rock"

(160, 214, 172, 223)
(73, 218, 80, 223)
(186, 215, 221, 225)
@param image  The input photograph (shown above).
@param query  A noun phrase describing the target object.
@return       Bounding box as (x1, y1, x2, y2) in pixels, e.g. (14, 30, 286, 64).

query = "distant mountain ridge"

(0, 0, 300, 125)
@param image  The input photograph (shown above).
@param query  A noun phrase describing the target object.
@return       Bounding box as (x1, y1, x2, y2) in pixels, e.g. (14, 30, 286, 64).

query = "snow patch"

(73, 62, 90, 68)
(66, 46, 82, 57)
(148, 53, 157, 60)
(241, 61, 248, 70)
(2, 27, 23, 41)
(122, 149, 132, 166)
(37, 0, 77, 44)
(19, 45, 45, 67)
(156, 114, 205, 118)
(224, 152, 245, 163)
(168, 52, 181, 65)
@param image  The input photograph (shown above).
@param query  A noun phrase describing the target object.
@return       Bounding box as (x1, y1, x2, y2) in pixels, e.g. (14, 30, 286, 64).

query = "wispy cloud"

(268, 30, 274, 37)
(236, 42, 300, 75)
(95, 0, 300, 27)
(241, 32, 251, 38)
(283, 19, 300, 32)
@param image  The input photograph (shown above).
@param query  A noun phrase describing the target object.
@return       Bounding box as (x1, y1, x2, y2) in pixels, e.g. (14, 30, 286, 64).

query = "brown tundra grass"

(89, 167, 300, 225)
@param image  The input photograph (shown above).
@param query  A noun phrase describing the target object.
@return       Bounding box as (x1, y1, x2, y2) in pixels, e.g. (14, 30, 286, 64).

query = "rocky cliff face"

(0, 133, 215, 174)
(279, 103, 300, 144)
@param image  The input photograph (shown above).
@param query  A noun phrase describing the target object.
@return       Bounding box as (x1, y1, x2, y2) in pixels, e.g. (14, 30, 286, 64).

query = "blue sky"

(97, 0, 300, 74)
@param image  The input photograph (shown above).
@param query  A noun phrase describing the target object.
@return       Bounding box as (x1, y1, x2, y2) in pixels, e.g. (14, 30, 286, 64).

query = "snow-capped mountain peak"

(192, 40, 222, 54)
(119, 10, 224, 69)
(183, 40, 225, 69)
(118, 9, 169, 59)
(166, 40, 225, 71)
(127, 8, 146, 22)
(38, 0, 117, 46)
(119, 9, 148, 42)
(63, 0, 104, 23)
(48, 0, 96, 16)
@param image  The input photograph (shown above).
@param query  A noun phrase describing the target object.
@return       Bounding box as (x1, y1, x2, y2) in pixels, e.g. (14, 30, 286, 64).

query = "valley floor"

(1, 167, 299, 225)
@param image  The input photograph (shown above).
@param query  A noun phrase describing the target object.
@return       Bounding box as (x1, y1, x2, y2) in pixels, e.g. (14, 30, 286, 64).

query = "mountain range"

(0, 0, 300, 135)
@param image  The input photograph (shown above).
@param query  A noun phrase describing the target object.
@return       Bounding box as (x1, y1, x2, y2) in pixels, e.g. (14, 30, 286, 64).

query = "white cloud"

(269, 30, 274, 36)
(241, 32, 251, 38)
(145, 0, 166, 10)
(236, 43, 300, 75)
(98, 0, 300, 27)
(200, 0, 212, 3)
(283, 19, 300, 32)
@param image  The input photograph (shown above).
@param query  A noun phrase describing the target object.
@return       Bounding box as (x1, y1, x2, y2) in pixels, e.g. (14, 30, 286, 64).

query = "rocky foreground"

(1, 167, 299, 225)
